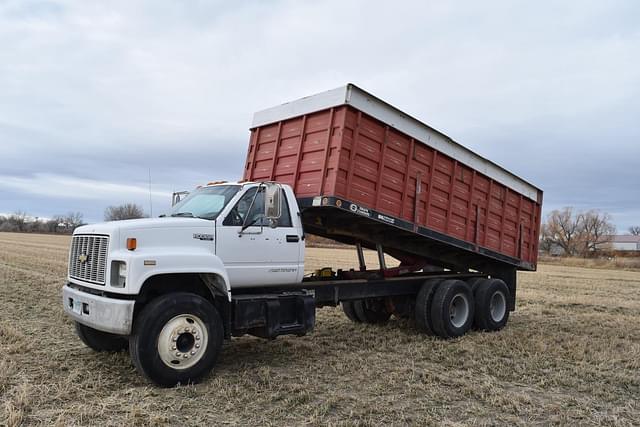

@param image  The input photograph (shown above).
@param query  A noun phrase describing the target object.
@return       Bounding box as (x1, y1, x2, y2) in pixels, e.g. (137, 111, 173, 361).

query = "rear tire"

(473, 278, 510, 331)
(75, 322, 128, 352)
(341, 301, 362, 323)
(466, 277, 485, 292)
(353, 299, 391, 324)
(129, 293, 223, 387)
(414, 279, 441, 335)
(430, 280, 474, 339)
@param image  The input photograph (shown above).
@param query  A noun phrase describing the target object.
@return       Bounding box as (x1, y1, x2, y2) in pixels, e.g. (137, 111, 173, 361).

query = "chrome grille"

(68, 235, 109, 285)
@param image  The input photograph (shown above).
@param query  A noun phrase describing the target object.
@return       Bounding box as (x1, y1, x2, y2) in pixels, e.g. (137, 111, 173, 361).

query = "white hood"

(74, 217, 216, 253)
(76, 217, 212, 234)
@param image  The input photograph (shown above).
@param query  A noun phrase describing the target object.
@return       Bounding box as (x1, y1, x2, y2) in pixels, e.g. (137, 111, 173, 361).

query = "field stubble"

(0, 232, 638, 426)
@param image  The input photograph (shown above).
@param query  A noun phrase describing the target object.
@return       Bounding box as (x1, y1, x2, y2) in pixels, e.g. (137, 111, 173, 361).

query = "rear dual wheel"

(472, 278, 510, 331)
(341, 299, 391, 324)
(416, 279, 475, 339)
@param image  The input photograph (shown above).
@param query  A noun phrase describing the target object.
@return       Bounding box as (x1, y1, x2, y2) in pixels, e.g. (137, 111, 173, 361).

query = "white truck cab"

(63, 182, 310, 386)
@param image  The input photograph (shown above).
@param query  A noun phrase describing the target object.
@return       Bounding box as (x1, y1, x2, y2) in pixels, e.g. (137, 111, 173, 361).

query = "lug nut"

(183, 354, 188, 358)
(172, 337, 177, 342)
(176, 352, 181, 357)
(191, 351, 195, 355)
(195, 343, 200, 348)
(171, 345, 176, 350)
(195, 336, 200, 340)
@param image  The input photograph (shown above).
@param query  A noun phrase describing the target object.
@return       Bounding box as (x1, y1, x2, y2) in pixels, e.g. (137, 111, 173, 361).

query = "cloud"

(0, 173, 168, 200)
(0, 0, 639, 227)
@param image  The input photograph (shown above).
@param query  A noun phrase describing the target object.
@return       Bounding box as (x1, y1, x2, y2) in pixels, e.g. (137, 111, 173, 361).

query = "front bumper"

(62, 284, 135, 335)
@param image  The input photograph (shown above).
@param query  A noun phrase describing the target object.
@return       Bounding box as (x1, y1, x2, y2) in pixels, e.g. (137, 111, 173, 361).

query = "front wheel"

(75, 322, 128, 352)
(129, 293, 224, 387)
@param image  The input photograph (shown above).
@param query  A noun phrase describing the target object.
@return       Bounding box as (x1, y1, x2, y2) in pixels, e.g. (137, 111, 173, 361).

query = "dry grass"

(539, 255, 640, 272)
(0, 231, 638, 426)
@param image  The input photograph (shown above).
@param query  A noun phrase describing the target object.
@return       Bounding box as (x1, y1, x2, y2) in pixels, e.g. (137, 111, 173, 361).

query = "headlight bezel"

(110, 260, 127, 288)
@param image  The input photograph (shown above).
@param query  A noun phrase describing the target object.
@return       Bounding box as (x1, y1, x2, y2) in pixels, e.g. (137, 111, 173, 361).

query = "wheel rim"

(157, 314, 208, 370)
(449, 293, 470, 328)
(489, 290, 507, 322)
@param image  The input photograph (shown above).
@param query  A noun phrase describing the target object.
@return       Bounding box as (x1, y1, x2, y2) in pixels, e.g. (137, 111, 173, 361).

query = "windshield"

(169, 185, 240, 220)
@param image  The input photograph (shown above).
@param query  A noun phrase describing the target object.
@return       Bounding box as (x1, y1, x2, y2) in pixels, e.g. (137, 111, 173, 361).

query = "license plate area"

(70, 298, 89, 315)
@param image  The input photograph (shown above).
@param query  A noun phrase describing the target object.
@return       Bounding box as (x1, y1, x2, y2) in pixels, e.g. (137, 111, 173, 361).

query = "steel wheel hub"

(157, 314, 208, 370)
(449, 293, 470, 328)
(489, 290, 507, 322)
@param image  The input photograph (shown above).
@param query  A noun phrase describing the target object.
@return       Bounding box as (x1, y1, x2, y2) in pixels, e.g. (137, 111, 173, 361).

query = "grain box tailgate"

(243, 84, 543, 270)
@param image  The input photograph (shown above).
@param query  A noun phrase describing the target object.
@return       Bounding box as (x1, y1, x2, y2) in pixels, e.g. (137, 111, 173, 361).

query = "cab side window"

(223, 187, 293, 228)
(223, 187, 264, 226)
(278, 191, 292, 227)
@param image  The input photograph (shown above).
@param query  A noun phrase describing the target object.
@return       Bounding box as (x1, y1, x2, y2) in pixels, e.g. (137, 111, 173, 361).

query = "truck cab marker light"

(126, 238, 137, 251)
(144, 260, 156, 266)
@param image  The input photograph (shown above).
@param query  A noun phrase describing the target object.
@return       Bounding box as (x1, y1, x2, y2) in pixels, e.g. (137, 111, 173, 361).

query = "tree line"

(0, 212, 84, 234)
(0, 203, 147, 234)
(538, 207, 639, 257)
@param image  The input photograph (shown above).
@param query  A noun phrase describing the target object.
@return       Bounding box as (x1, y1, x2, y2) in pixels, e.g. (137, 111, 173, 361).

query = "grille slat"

(68, 235, 109, 285)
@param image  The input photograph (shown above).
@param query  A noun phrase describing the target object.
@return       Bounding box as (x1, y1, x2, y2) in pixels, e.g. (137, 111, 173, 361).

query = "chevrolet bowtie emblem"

(78, 254, 88, 264)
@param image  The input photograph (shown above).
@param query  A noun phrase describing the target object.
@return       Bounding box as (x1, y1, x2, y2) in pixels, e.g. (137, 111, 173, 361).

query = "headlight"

(119, 262, 127, 278)
(110, 261, 127, 288)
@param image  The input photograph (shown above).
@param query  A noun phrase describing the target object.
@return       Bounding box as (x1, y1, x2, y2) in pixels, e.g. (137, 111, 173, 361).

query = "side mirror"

(172, 191, 189, 206)
(264, 183, 282, 220)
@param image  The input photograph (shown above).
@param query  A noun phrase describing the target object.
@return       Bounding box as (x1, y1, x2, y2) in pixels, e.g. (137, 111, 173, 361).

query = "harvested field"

(0, 232, 639, 426)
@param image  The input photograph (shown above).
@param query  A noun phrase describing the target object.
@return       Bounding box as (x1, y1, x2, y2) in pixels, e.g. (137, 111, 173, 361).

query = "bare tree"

(104, 203, 146, 221)
(67, 212, 84, 230)
(629, 226, 640, 236)
(541, 207, 616, 257)
(538, 223, 555, 253)
(577, 210, 615, 255)
(9, 211, 28, 232)
(543, 207, 581, 256)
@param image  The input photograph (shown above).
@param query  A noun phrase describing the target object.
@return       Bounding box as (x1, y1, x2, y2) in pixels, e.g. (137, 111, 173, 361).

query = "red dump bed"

(243, 84, 543, 271)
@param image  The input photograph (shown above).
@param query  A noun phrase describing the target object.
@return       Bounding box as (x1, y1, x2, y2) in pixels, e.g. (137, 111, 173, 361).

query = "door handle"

(286, 235, 300, 243)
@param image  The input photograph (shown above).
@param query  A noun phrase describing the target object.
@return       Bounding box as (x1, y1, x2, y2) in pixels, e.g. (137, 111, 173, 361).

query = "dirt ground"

(0, 232, 638, 426)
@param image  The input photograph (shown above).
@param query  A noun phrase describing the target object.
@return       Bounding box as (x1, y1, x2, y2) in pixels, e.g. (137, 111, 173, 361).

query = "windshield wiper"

(170, 212, 194, 217)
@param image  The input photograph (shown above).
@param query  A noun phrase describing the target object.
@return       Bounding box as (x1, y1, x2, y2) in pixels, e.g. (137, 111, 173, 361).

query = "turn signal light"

(126, 238, 137, 251)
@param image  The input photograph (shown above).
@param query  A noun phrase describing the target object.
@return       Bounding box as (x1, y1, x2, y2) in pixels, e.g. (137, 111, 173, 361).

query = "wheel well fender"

(134, 272, 231, 337)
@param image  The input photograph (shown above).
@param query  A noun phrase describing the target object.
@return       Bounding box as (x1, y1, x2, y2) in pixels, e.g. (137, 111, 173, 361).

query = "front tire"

(75, 322, 128, 352)
(129, 293, 223, 387)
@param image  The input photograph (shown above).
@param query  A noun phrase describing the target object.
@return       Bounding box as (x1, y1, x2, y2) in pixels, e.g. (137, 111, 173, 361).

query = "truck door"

(216, 186, 301, 287)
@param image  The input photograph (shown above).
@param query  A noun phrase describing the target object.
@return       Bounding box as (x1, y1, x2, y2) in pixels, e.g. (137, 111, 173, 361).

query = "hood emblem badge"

(78, 253, 89, 264)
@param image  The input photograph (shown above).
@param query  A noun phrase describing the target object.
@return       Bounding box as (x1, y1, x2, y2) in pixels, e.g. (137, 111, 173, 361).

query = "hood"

(75, 217, 213, 235)
(74, 217, 216, 253)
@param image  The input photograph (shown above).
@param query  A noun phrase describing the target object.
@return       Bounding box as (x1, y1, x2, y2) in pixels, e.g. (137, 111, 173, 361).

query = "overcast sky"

(1, 0, 639, 230)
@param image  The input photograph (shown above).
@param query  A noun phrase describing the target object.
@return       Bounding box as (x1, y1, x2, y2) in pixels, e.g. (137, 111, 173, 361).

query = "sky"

(1, 0, 639, 230)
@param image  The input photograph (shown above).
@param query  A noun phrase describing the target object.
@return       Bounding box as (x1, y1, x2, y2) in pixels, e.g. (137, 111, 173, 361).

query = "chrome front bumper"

(62, 284, 135, 335)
